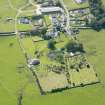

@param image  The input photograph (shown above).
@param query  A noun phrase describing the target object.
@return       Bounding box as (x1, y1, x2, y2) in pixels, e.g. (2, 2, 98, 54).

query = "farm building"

(40, 7, 64, 13)
(28, 59, 40, 68)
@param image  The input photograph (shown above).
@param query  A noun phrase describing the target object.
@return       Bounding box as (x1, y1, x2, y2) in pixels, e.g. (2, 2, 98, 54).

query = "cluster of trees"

(89, 0, 105, 17)
(88, 0, 105, 30)
(65, 40, 85, 53)
(47, 39, 85, 64)
(48, 39, 85, 53)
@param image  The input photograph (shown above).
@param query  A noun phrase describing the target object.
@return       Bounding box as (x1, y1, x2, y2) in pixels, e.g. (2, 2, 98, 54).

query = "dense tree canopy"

(65, 41, 85, 53)
(88, 0, 105, 30)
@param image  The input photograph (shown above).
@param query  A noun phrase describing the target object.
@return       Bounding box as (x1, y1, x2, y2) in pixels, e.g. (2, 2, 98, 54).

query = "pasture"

(0, 36, 32, 105)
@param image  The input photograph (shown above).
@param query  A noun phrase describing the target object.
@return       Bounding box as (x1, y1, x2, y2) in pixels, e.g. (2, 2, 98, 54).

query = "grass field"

(0, 36, 32, 105)
(0, 0, 16, 17)
(36, 69, 68, 92)
(0, 0, 16, 32)
(22, 36, 48, 57)
(70, 67, 99, 86)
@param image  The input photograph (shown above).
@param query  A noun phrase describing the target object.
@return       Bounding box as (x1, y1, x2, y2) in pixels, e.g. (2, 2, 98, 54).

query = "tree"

(91, 17, 105, 31)
(48, 40, 56, 50)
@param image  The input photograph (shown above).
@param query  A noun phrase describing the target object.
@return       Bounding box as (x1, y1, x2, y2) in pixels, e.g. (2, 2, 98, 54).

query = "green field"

(0, 36, 31, 105)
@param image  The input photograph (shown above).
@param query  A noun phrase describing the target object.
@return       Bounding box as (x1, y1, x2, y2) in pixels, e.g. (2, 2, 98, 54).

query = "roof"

(29, 59, 40, 66)
(41, 7, 63, 13)
(19, 18, 30, 24)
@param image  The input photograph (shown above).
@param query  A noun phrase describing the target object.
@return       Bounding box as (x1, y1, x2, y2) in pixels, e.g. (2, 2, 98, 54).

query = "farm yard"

(1, 0, 105, 105)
